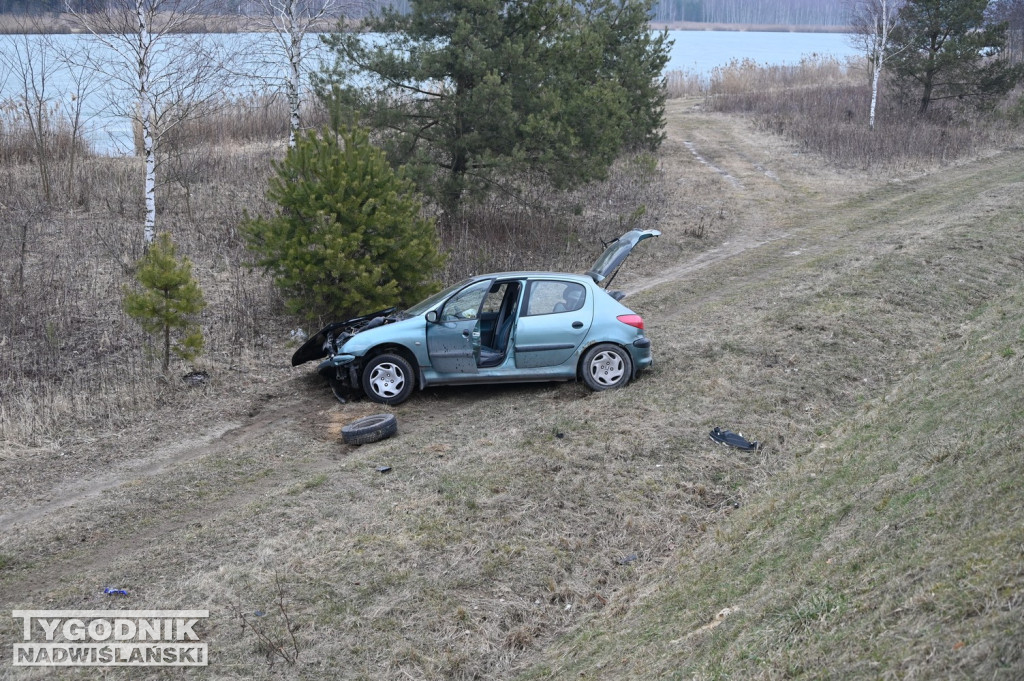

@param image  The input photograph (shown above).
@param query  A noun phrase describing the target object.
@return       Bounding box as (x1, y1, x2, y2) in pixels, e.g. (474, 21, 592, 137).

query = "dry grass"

(684, 56, 1024, 169)
(526, 153, 1024, 679)
(157, 94, 330, 152)
(0, 143, 284, 451)
(666, 54, 855, 99)
(0, 105, 91, 166)
(441, 153, 666, 280)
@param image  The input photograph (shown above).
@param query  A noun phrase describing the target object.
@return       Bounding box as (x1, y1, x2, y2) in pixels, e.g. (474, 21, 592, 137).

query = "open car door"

(426, 279, 493, 374)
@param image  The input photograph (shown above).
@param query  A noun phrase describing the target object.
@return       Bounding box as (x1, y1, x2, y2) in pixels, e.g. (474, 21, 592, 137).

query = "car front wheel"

(581, 343, 632, 392)
(361, 353, 415, 405)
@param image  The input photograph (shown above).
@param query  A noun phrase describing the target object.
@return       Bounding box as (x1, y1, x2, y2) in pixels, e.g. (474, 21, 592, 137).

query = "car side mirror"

(425, 310, 439, 324)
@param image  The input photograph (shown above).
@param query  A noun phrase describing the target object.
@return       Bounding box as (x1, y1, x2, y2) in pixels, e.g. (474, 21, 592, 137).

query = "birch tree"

(850, 0, 903, 130)
(66, 0, 231, 244)
(241, 0, 344, 147)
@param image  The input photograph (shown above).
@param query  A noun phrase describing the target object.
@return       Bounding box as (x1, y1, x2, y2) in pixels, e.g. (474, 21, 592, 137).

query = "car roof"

(465, 271, 594, 283)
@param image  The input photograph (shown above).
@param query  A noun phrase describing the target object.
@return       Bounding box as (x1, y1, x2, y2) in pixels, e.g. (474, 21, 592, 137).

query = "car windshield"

(403, 279, 471, 317)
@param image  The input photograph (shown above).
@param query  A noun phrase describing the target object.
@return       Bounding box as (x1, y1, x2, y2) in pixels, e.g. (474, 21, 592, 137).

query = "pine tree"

(243, 123, 445, 322)
(123, 232, 206, 372)
(888, 0, 1024, 114)
(319, 0, 670, 214)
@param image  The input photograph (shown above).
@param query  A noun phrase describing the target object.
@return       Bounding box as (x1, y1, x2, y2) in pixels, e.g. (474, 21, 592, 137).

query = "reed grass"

(0, 100, 92, 165)
(152, 94, 331, 152)
(666, 54, 857, 99)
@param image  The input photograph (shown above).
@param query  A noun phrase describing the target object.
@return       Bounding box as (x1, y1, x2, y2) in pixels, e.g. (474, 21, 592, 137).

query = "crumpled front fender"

(316, 354, 356, 375)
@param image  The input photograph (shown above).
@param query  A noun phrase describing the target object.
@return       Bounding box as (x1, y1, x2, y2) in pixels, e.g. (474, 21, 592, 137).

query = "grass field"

(1, 96, 1022, 680)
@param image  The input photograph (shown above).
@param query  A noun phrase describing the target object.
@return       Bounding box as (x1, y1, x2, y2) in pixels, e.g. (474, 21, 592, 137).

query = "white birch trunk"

(138, 0, 156, 244)
(287, 1, 302, 148)
(288, 32, 301, 147)
(869, 53, 882, 131)
(853, 0, 901, 133)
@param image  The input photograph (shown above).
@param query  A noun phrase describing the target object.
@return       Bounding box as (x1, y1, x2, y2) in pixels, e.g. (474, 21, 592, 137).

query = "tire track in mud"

(683, 140, 744, 188)
(0, 397, 313, 531)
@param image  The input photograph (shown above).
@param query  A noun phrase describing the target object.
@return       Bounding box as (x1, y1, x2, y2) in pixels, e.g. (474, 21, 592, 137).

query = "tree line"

(651, 0, 850, 25)
(2, 0, 852, 26)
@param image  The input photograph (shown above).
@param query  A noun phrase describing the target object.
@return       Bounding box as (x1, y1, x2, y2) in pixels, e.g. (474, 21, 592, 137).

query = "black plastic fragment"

(709, 427, 759, 451)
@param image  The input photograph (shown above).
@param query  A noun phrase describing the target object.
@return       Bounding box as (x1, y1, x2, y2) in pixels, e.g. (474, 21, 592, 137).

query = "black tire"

(361, 353, 415, 405)
(341, 413, 398, 445)
(581, 343, 633, 392)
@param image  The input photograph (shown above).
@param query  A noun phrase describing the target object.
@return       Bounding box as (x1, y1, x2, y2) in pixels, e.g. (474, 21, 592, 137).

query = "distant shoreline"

(651, 21, 851, 34)
(0, 13, 850, 35)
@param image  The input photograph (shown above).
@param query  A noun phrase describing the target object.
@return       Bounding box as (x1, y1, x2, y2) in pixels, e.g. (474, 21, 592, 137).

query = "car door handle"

(462, 330, 471, 337)
(572, 321, 584, 329)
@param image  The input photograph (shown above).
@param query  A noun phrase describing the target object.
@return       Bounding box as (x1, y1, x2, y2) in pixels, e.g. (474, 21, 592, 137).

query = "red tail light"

(617, 314, 644, 330)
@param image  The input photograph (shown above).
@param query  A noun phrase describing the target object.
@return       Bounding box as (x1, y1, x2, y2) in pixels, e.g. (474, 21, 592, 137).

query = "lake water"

(0, 30, 860, 155)
(663, 30, 858, 74)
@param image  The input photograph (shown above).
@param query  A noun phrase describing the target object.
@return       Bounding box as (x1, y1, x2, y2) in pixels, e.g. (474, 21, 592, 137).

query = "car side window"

(440, 280, 492, 321)
(524, 281, 586, 316)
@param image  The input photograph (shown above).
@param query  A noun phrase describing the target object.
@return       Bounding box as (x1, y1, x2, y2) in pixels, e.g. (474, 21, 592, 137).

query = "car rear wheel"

(361, 353, 415, 405)
(581, 343, 632, 391)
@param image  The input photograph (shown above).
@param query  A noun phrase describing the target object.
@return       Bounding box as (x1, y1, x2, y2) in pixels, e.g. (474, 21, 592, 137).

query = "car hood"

(585, 229, 661, 285)
(291, 307, 397, 366)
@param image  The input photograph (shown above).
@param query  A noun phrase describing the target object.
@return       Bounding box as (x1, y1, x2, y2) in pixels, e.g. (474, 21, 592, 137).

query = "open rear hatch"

(586, 229, 661, 289)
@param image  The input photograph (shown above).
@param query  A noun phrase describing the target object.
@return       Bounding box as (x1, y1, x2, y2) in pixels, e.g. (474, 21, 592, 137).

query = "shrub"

(243, 124, 444, 322)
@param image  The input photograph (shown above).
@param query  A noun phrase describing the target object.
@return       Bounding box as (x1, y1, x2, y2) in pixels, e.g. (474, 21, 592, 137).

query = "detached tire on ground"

(341, 414, 398, 445)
